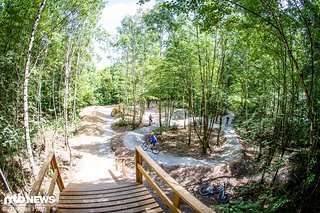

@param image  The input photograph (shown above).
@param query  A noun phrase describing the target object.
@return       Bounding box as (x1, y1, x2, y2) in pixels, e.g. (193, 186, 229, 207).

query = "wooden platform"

(58, 182, 163, 213)
(29, 150, 213, 213)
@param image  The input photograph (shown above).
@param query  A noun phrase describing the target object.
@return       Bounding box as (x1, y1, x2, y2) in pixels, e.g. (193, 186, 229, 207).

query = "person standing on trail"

(226, 116, 230, 125)
(149, 114, 153, 125)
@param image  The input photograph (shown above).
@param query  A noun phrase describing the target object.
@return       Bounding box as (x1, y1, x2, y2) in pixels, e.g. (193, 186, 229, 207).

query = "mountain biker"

(209, 183, 217, 192)
(148, 131, 157, 145)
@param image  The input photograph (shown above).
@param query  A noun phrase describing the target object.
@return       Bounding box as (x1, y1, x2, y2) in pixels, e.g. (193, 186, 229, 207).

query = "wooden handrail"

(26, 151, 65, 213)
(135, 147, 214, 213)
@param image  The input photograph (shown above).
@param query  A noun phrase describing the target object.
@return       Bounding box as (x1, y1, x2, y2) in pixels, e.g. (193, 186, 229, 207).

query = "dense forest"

(1, 0, 319, 212)
(0, 0, 107, 203)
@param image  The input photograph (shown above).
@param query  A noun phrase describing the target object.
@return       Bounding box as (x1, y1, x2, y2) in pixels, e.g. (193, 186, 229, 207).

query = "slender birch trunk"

(64, 37, 74, 164)
(72, 52, 81, 127)
(132, 47, 137, 129)
(23, 0, 46, 174)
(52, 76, 57, 121)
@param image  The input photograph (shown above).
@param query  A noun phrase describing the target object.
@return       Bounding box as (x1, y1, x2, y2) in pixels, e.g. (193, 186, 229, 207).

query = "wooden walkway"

(27, 148, 214, 213)
(58, 182, 163, 212)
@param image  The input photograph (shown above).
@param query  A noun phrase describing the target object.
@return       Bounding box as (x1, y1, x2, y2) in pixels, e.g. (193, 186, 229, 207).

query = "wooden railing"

(135, 147, 214, 213)
(26, 152, 64, 213)
(115, 156, 132, 177)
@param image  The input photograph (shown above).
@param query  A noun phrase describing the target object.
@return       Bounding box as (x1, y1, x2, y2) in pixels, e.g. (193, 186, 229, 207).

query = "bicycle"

(142, 139, 160, 154)
(198, 182, 230, 204)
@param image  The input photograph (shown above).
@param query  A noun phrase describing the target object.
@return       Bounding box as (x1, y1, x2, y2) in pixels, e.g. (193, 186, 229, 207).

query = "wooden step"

(59, 194, 154, 209)
(59, 186, 148, 201)
(58, 197, 161, 213)
(60, 184, 144, 196)
(60, 192, 154, 205)
(58, 183, 163, 213)
(62, 182, 136, 192)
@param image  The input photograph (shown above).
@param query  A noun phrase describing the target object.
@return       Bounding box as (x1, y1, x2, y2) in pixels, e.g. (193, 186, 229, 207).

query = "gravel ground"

(123, 111, 243, 166)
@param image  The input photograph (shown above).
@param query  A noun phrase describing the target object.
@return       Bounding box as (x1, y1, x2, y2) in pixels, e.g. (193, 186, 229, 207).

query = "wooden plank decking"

(29, 150, 213, 213)
(57, 182, 163, 213)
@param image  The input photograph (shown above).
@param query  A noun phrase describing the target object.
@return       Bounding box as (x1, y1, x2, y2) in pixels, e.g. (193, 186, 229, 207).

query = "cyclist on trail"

(143, 131, 160, 154)
(147, 131, 157, 145)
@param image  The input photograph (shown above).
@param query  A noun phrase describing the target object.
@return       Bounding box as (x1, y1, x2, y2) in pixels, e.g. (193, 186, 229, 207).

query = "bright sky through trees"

(95, 0, 155, 69)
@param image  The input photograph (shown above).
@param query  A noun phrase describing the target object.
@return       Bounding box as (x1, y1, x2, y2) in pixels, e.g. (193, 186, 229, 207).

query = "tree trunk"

(216, 114, 223, 147)
(159, 100, 162, 127)
(72, 52, 81, 127)
(131, 47, 137, 129)
(23, 0, 47, 174)
(188, 90, 192, 146)
(52, 76, 57, 121)
(58, 67, 63, 115)
(64, 37, 74, 164)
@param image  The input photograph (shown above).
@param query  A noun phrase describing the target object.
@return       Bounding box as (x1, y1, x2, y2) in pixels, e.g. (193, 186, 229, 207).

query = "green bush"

(153, 125, 178, 134)
(113, 119, 133, 127)
(0, 114, 25, 190)
(218, 199, 264, 213)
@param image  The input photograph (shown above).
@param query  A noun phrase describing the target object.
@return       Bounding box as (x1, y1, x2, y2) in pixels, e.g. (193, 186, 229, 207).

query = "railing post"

(50, 153, 65, 191)
(134, 146, 214, 213)
(115, 157, 119, 171)
(25, 152, 66, 213)
(173, 192, 181, 210)
(121, 159, 126, 177)
(47, 169, 58, 213)
(135, 148, 143, 184)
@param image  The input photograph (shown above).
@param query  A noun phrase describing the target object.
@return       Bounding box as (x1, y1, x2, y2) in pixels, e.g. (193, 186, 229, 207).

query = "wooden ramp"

(58, 182, 163, 213)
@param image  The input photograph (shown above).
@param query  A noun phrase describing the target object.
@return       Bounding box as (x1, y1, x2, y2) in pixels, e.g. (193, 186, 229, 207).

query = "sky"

(95, 0, 156, 70)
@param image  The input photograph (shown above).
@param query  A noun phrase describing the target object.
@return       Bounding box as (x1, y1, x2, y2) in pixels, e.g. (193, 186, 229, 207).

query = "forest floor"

(110, 131, 254, 211)
(110, 106, 258, 211)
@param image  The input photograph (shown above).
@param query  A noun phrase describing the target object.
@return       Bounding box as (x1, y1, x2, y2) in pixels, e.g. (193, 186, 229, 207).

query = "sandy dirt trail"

(66, 106, 116, 187)
(64, 105, 241, 186)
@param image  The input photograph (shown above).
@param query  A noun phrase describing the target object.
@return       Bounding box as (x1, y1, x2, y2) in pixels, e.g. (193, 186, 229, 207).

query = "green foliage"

(45, 117, 66, 134)
(153, 125, 178, 134)
(0, 116, 24, 152)
(219, 184, 290, 212)
(218, 200, 263, 213)
(268, 196, 290, 212)
(93, 68, 119, 105)
(0, 112, 25, 189)
(0, 0, 106, 190)
(135, 0, 320, 211)
(74, 67, 120, 106)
